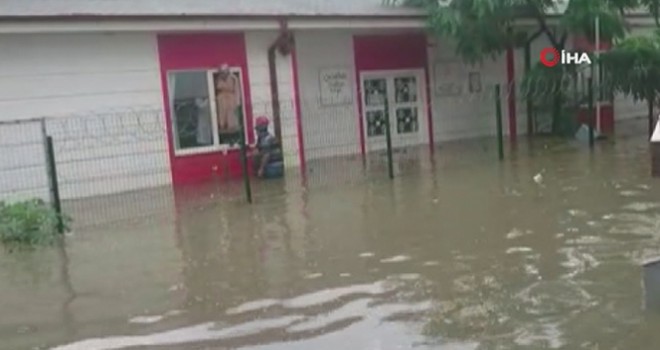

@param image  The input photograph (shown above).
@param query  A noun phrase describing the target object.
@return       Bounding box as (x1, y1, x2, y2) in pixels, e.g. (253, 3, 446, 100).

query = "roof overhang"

(0, 13, 653, 34)
(0, 15, 428, 33)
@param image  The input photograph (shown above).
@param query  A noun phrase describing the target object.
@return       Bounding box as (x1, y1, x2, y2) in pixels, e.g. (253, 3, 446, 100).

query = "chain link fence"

(0, 77, 646, 229)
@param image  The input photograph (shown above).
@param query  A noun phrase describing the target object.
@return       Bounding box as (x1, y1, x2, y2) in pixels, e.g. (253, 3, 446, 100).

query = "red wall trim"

(0, 14, 426, 21)
(573, 36, 612, 51)
(291, 42, 307, 176)
(353, 33, 428, 71)
(506, 47, 517, 142)
(157, 32, 254, 185)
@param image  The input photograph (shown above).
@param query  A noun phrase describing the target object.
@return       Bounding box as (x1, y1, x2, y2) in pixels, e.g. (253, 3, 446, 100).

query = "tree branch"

(525, 0, 560, 48)
(526, 28, 544, 44)
(559, 32, 568, 49)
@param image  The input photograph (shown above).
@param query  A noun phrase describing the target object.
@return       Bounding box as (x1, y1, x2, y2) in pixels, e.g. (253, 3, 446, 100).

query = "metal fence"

(0, 118, 51, 202)
(0, 77, 641, 229)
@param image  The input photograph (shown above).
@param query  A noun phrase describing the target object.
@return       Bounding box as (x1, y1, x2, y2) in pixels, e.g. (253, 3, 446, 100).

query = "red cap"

(255, 116, 269, 127)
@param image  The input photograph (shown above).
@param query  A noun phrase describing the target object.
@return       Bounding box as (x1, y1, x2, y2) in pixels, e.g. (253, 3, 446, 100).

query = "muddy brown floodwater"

(2, 120, 660, 350)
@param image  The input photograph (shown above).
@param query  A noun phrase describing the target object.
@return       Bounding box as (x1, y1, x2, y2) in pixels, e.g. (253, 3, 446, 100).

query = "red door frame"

(353, 32, 433, 157)
(157, 33, 255, 186)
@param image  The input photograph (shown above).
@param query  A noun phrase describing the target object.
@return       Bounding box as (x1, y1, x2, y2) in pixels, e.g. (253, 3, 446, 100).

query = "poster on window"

(319, 67, 352, 106)
(213, 68, 244, 146)
(434, 61, 465, 97)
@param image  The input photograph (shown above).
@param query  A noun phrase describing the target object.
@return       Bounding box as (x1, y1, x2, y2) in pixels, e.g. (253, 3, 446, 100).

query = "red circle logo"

(540, 47, 560, 67)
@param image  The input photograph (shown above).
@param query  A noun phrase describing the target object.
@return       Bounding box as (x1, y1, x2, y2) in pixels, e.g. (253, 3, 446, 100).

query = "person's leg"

(221, 95, 237, 131)
(222, 106, 231, 130)
(216, 101, 226, 130)
(258, 152, 271, 177)
(226, 100, 238, 130)
(253, 153, 262, 172)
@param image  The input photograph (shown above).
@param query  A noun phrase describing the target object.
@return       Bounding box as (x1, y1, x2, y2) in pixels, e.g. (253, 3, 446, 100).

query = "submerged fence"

(0, 78, 646, 228)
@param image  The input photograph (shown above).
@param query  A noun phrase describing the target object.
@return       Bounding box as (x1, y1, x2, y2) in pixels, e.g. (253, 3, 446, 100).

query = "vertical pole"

(40, 119, 52, 203)
(237, 107, 253, 204)
(648, 94, 655, 138)
(45, 135, 64, 234)
(268, 48, 283, 144)
(384, 97, 395, 179)
(524, 41, 533, 136)
(588, 77, 595, 148)
(495, 84, 505, 160)
(595, 15, 601, 133)
(506, 46, 517, 143)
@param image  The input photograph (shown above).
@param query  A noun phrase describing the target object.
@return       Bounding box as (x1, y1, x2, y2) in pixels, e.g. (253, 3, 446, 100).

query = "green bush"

(0, 199, 70, 247)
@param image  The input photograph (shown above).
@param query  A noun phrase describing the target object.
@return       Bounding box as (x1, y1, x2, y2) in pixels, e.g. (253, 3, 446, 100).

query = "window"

(167, 67, 248, 155)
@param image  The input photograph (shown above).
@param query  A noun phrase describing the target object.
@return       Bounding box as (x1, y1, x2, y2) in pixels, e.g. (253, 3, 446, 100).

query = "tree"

(392, 0, 640, 134)
(601, 30, 660, 136)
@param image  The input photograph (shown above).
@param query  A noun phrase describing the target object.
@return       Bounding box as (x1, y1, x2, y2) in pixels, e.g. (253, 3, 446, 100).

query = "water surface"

(2, 122, 660, 349)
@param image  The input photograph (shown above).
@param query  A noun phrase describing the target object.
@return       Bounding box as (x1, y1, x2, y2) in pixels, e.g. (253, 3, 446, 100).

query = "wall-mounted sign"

(469, 72, 482, 93)
(319, 67, 353, 106)
(434, 61, 465, 97)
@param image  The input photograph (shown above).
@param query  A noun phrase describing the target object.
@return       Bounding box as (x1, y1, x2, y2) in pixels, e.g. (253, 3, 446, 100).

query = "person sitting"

(253, 116, 283, 178)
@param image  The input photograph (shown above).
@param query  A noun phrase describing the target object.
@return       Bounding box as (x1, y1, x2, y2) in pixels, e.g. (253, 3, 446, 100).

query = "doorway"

(360, 69, 428, 153)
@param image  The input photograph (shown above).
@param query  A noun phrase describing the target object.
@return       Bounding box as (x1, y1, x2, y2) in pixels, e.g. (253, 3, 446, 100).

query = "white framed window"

(167, 67, 250, 157)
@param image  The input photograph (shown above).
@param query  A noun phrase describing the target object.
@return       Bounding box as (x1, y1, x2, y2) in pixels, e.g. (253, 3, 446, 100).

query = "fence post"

(524, 42, 534, 136)
(495, 84, 505, 161)
(384, 97, 395, 179)
(237, 107, 253, 204)
(587, 77, 595, 148)
(42, 122, 64, 234)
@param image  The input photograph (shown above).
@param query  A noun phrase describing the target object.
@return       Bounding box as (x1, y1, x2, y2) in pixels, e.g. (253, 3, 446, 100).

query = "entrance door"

(360, 70, 427, 153)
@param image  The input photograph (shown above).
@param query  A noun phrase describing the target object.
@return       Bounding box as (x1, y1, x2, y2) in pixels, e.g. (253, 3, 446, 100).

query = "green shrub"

(0, 199, 70, 247)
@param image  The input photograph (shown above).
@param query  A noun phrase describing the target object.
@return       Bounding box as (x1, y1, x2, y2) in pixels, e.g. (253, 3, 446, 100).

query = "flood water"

(3, 120, 660, 349)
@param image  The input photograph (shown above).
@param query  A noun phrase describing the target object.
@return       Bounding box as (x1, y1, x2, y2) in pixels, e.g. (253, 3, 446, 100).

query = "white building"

(0, 0, 650, 201)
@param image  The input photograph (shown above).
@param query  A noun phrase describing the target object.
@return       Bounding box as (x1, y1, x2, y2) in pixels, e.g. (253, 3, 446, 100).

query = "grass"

(0, 199, 70, 249)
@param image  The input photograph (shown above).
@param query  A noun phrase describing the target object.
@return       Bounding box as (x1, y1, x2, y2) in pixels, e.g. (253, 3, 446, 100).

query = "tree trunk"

(551, 88, 562, 134)
(551, 43, 566, 135)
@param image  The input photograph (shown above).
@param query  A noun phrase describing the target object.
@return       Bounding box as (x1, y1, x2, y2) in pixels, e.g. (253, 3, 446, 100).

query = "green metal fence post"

(384, 97, 395, 179)
(45, 134, 64, 234)
(495, 84, 505, 161)
(587, 77, 595, 148)
(237, 107, 253, 204)
(524, 42, 534, 136)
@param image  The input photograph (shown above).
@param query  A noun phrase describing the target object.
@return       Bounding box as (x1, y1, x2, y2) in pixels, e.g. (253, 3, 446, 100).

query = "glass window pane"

(394, 76, 417, 103)
(366, 110, 387, 137)
(364, 79, 387, 107)
(168, 71, 213, 150)
(396, 107, 419, 134)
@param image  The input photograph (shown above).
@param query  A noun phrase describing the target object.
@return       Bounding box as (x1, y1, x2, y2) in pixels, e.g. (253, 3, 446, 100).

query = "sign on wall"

(319, 67, 353, 106)
(434, 60, 465, 97)
(468, 72, 482, 93)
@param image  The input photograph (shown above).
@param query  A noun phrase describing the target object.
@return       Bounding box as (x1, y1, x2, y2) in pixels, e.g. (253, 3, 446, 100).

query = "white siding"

(295, 29, 540, 156)
(428, 34, 553, 142)
(0, 33, 168, 201)
(245, 31, 300, 167)
(294, 30, 361, 160)
(429, 42, 506, 141)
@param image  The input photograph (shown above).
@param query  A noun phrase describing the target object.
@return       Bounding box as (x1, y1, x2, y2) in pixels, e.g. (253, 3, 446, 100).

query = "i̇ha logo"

(540, 47, 592, 67)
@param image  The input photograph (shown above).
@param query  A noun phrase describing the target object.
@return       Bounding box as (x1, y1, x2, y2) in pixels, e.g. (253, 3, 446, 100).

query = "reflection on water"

(3, 120, 660, 349)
